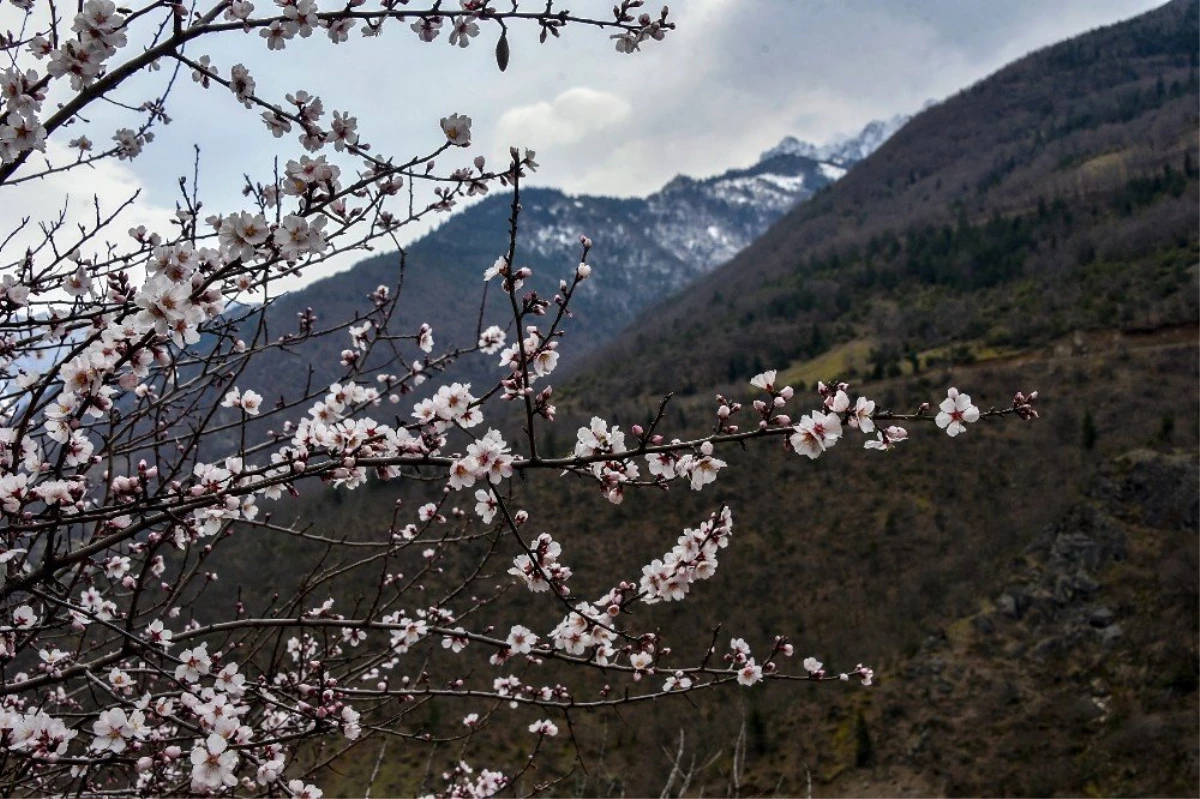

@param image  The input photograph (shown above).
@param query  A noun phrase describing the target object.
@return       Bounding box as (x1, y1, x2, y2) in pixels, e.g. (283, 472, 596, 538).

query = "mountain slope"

(235, 117, 907, 404)
(576, 0, 1198, 399)
(207, 4, 1198, 796)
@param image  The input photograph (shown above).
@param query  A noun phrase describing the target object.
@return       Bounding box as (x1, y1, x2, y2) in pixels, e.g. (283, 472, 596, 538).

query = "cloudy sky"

(0, 0, 1165, 289)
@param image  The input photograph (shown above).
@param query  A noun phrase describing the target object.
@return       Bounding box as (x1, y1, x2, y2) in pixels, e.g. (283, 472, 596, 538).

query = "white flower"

(864, 425, 908, 451)
(789, 411, 842, 459)
(274, 214, 329, 261)
(104, 555, 130, 580)
(478, 325, 505, 354)
(92, 708, 145, 753)
(240, 390, 263, 415)
(851, 396, 876, 433)
(736, 658, 763, 687)
(190, 733, 238, 791)
(287, 779, 323, 799)
(750, 370, 777, 391)
(474, 489, 498, 523)
(684, 442, 726, 490)
(448, 16, 479, 48)
(108, 667, 132, 689)
(505, 625, 537, 655)
(175, 643, 211, 682)
(803, 657, 823, 674)
(146, 619, 173, 649)
(218, 211, 270, 261)
(528, 719, 558, 737)
(936, 388, 980, 436)
(574, 417, 625, 457)
(411, 16, 442, 42)
(663, 672, 692, 692)
(12, 605, 36, 629)
(440, 113, 472, 146)
(484, 256, 506, 282)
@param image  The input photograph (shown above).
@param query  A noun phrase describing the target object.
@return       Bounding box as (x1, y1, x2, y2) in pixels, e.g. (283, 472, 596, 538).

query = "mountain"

(761, 112, 913, 166)
(211, 3, 1198, 796)
(577, 0, 1198, 399)
(235, 116, 908, 405)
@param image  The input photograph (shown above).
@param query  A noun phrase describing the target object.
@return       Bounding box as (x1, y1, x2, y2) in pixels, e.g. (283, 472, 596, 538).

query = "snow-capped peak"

(759, 112, 913, 167)
(759, 136, 824, 162)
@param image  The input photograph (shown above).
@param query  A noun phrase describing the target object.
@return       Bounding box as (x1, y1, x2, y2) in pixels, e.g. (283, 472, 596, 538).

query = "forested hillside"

(577, 0, 1197, 399)
(208, 2, 1199, 795)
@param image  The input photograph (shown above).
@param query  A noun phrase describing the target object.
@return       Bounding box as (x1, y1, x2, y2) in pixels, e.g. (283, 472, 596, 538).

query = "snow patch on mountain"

(760, 112, 912, 166)
(518, 113, 913, 291)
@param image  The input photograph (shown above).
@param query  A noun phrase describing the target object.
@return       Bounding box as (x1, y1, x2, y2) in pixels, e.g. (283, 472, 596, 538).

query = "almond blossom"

(789, 410, 843, 459)
(936, 387, 981, 436)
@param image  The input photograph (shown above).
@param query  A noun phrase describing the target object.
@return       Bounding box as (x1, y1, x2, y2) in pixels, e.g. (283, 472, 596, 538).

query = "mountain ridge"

(208, 4, 1198, 795)
(237, 114, 912, 404)
(573, 0, 1198, 399)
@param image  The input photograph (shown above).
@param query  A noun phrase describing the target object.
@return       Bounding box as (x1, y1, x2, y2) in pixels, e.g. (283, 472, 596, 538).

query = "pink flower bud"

(136, 757, 153, 772)
(165, 746, 181, 759)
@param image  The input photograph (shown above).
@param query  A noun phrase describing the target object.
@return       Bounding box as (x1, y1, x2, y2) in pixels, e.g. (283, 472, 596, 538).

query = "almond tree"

(0, 1, 1039, 795)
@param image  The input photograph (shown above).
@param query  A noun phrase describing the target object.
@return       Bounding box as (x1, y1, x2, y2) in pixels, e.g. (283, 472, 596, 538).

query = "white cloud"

(491, 88, 633, 165)
(0, 142, 174, 272)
